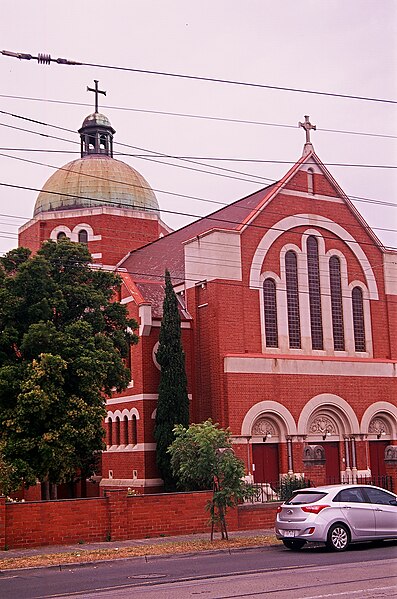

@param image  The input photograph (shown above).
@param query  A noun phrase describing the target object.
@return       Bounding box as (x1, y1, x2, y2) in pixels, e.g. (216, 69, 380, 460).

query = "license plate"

(283, 530, 296, 537)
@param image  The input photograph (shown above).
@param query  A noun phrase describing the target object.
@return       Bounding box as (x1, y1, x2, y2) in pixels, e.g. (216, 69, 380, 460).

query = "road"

(1, 542, 396, 598)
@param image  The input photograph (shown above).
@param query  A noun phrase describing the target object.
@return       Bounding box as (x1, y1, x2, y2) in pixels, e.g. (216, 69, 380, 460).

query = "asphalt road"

(1, 541, 396, 599)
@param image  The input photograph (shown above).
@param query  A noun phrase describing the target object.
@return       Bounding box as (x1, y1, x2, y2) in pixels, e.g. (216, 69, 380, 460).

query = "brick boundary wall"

(0, 492, 279, 550)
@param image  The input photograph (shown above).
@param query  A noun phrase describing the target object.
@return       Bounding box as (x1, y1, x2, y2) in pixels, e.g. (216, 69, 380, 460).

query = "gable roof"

(118, 149, 386, 288)
(118, 182, 277, 284)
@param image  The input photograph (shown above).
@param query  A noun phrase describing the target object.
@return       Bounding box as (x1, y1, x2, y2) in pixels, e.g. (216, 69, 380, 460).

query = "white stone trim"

(360, 402, 397, 438)
(106, 394, 158, 406)
(224, 355, 395, 378)
(383, 253, 397, 295)
(297, 394, 360, 436)
(139, 304, 152, 336)
(184, 229, 242, 290)
(241, 401, 297, 440)
(106, 407, 140, 421)
(71, 223, 102, 242)
(105, 443, 156, 452)
(50, 225, 71, 240)
(249, 214, 379, 300)
(281, 188, 344, 203)
(121, 295, 134, 305)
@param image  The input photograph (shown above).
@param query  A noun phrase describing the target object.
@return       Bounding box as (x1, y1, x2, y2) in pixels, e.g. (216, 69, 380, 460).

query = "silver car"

(275, 484, 397, 551)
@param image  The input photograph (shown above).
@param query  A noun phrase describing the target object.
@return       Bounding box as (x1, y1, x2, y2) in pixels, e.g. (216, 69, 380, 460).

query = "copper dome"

(34, 155, 159, 216)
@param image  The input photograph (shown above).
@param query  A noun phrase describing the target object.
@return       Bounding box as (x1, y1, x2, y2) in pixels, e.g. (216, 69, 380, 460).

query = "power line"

(0, 97, 396, 140)
(1, 110, 396, 206)
(2, 180, 396, 252)
(2, 50, 397, 105)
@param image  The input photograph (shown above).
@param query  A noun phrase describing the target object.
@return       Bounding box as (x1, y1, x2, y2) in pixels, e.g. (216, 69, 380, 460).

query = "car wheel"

(326, 523, 350, 551)
(282, 539, 306, 551)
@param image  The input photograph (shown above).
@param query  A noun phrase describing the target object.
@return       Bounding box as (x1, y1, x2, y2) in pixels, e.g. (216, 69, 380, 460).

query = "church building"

(19, 85, 397, 496)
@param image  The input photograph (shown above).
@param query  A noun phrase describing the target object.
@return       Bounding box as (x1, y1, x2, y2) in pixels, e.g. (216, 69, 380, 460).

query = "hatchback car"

(275, 484, 397, 551)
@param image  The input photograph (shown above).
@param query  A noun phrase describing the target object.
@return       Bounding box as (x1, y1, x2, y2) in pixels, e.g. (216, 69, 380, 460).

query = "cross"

(87, 80, 106, 113)
(299, 115, 316, 144)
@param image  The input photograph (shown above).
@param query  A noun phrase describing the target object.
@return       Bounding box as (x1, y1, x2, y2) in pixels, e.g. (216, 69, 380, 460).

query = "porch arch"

(297, 394, 360, 437)
(361, 402, 397, 438)
(241, 401, 297, 442)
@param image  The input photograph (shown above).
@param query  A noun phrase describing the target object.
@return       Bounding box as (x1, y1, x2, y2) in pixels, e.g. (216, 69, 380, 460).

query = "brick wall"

(0, 491, 279, 550)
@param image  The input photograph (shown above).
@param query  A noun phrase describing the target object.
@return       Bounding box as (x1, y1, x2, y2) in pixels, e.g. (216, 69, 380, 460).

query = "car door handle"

(342, 505, 351, 509)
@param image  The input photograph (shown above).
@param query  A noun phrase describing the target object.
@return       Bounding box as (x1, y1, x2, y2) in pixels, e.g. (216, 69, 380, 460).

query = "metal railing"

(245, 475, 393, 503)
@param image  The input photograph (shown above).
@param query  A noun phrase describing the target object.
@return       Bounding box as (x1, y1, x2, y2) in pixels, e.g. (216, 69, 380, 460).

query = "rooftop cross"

(87, 80, 106, 113)
(299, 115, 316, 144)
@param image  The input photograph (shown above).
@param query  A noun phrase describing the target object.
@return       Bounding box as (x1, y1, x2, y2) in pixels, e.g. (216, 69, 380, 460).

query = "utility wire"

(2, 50, 396, 105)
(0, 97, 396, 140)
(2, 181, 396, 251)
(0, 116, 396, 209)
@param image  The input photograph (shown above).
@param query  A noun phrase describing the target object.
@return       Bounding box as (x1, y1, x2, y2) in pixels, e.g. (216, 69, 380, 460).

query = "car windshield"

(286, 491, 327, 505)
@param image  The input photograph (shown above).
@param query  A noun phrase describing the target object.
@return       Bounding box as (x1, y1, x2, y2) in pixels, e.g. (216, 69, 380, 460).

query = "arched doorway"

(251, 418, 280, 484)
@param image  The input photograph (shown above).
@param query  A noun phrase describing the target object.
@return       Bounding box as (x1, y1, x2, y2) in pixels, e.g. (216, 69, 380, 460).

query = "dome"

(34, 156, 160, 216)
(80, 112, 114, 131)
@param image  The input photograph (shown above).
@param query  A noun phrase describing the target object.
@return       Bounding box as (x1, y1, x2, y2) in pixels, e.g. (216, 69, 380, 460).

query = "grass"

(0, 535, 280, 571)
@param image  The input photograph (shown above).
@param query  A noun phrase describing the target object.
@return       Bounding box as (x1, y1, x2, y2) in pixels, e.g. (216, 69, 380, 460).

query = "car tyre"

(282, 539, 306, 551)
(326, 523, 350, 551)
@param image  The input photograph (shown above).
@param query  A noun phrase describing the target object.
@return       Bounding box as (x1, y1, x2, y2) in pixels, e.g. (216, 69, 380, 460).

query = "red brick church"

(18, 88, 397, 497)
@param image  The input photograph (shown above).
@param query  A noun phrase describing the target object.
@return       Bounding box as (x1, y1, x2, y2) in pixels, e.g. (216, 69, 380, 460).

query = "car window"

(333, 488, 366, 503)
(364, 487, 397, 506)
(286, 491, 327, 505)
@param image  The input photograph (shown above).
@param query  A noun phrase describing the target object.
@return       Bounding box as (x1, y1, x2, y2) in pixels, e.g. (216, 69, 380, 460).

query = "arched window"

(307, 168, 314, 194)
(329, 256, 345, 350)
(352, 287, 366, 351)
(131, 415, 137, 446)
(78, 229, 88, 244)
(57, 231, 67, 241)
(307, 236, 323, 350)
(107, 418, 113, 447)
(122, 416, 129, 445)
(114, 416, 121, 446)
(263, 278, 278, 347)
(285, 250, 301, 348)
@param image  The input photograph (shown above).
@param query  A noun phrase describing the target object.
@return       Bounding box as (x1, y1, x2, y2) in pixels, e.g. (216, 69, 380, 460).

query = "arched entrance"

(251, 418, 280, 484)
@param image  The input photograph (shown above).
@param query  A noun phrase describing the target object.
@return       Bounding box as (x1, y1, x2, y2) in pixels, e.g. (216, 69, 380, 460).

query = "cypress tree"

(154, 269, 189, 490)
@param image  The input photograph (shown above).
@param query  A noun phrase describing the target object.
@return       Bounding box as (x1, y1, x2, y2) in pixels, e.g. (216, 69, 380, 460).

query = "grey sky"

(0, 0, 396, 255)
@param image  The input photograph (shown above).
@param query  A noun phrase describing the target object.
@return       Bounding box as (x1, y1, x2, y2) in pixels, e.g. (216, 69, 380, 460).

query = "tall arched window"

(329, 256, 345, 350)
(263, 278, 278, 347)
(122, 416, 129, 445)
(131, 415, 137, 446)
(307, 236, 323, 350)
(352, 287, 366, 351)
(57, 231, 67, 241)
(78, 229, 88, 244)
(114, 416, 121, 446)
(285, 250, 301, 348)
(107, 418, 113, 447)
(307, 168, 314, 194)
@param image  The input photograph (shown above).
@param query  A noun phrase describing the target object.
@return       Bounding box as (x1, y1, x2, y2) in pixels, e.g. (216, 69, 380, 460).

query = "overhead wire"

(0, 98, 396, 139)
(2, 50, 396, 104)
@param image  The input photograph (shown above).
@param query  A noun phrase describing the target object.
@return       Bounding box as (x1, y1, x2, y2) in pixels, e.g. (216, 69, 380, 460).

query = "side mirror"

(389, 499, 397, 506)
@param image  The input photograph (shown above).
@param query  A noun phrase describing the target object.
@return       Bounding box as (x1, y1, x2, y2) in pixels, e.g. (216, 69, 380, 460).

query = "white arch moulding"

(361, 402, 397, 438)
(241, 401, 297, 441)
(297, 394, 360, 436)
(249, 214, 379, 300)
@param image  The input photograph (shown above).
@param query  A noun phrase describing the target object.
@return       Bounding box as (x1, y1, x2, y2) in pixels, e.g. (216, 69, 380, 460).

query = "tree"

(168, 420, 253, 539)
(154, 269, 189, 491)
(0, 239, 138, 497)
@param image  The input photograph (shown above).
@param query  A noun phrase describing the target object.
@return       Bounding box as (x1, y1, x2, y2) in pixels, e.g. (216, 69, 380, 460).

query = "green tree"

(154, 269, 189, 491)
(168, 420, 253, 539)
(0, 239, 138, 497)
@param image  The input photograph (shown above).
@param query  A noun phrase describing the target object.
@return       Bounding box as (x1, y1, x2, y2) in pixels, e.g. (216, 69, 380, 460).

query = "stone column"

(351, 437, 357, 483)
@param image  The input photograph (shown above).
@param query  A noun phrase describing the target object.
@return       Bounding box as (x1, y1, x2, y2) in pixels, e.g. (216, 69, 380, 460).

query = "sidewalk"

(1, 528, 277, 563)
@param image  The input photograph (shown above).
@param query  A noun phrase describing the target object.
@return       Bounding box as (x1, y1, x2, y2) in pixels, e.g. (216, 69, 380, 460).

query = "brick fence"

(0, 491, 278, 550)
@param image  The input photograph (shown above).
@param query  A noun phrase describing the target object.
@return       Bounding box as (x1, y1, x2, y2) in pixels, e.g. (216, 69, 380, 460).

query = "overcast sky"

(0, 1, 396, 256)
